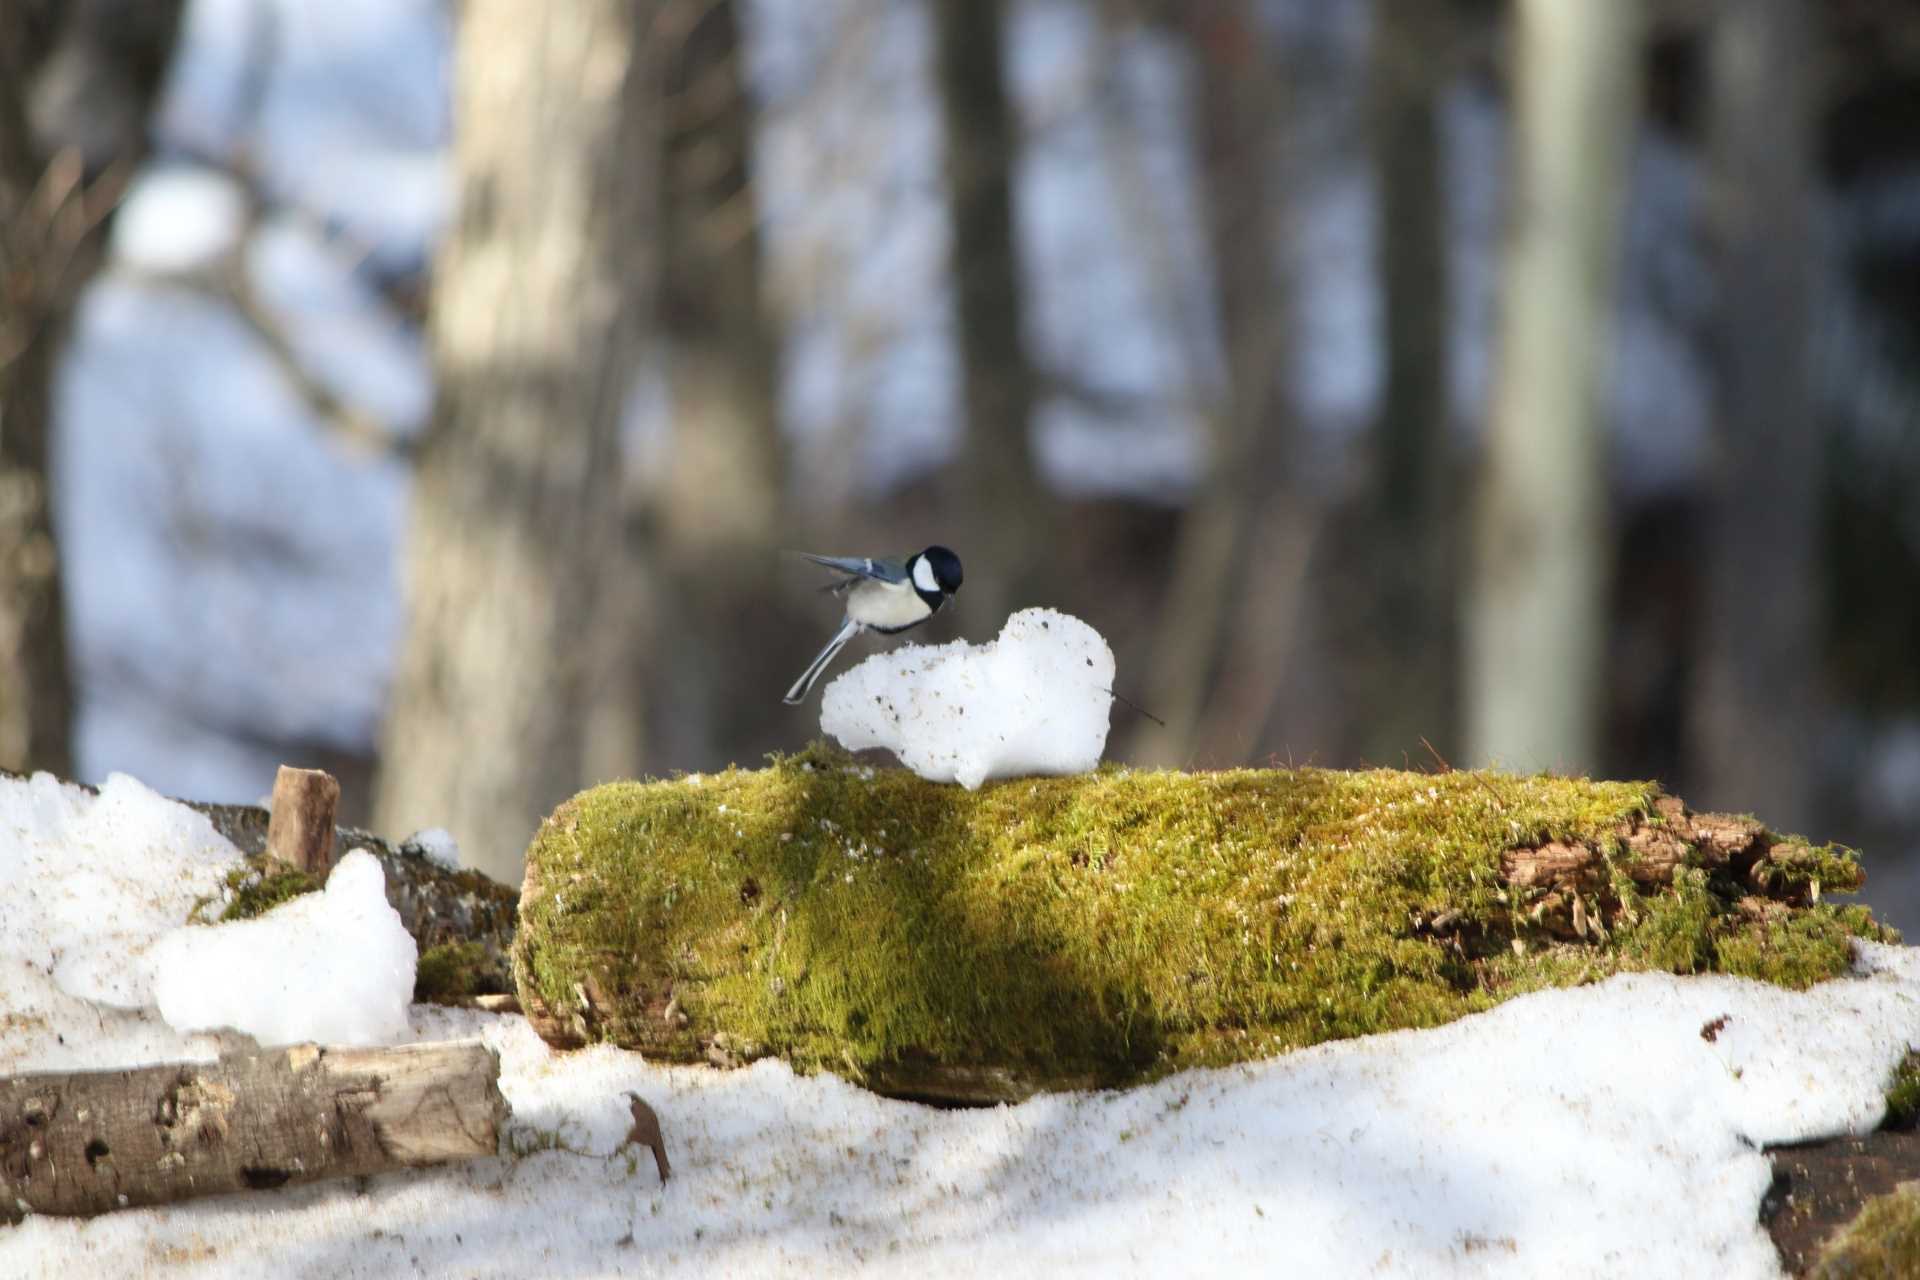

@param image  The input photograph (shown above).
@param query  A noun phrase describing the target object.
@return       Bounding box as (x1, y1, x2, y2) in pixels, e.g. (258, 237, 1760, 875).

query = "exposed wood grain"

(267, 765, 340, 874)
(0, 1040, 504, 1220)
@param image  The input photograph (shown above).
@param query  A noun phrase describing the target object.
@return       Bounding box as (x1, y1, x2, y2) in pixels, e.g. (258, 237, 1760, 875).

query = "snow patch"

(0, 771, 241, 1011)
(150, 848, 416, 1046)
(110, 163, 248, 273)
(408, 827, 461, 870)
(821, 607, 1114, 788)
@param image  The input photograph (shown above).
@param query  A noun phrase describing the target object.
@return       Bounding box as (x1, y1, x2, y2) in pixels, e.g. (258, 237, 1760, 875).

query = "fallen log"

(0, 1040, 504, 1221)
(513, 746, 1889, 1105)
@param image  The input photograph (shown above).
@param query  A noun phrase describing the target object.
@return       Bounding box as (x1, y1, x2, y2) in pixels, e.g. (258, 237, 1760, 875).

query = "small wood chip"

(621, 1093, 670, 1184)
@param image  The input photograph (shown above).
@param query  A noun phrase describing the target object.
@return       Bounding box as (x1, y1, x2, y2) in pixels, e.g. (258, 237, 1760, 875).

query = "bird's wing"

(792, 552, 910, 585)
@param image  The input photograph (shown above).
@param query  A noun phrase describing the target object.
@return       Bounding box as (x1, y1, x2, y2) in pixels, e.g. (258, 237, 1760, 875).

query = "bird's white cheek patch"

(912, 556, 939, 593)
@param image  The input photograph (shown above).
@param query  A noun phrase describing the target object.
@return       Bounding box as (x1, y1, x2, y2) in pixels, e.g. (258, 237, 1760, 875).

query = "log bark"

(0, 1040, 504, 1221)
(1495, 794, 1846, 941)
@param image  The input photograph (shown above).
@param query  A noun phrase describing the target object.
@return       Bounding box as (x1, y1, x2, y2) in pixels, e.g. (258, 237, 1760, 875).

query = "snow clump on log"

(150, 848, 416, 1046)
(820, 607, 1115, 789)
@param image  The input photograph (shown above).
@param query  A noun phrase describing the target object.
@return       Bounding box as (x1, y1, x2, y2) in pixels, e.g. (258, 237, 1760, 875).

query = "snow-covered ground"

(5, 770, 1919, 1278)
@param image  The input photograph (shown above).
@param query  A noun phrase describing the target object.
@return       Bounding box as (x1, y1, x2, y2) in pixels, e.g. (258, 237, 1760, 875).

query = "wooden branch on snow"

(0, 1040, 504, 1221)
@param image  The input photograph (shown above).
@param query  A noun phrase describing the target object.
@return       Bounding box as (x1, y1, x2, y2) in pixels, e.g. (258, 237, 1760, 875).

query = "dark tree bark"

(932, 0, 1051, 626)
(1132, 1, 1301, 766)
(1692, 0, 1817, 832)
(0, 1041, 504, 1220)
(1361, 0, 1456, 764)
(649, 0, 792, 767)
(377, 2, 663, 882)
(0, 0, 185, 775)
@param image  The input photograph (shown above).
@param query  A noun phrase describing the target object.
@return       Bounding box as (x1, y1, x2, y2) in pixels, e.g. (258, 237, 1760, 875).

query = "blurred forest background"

(3, 0, 1919, 907)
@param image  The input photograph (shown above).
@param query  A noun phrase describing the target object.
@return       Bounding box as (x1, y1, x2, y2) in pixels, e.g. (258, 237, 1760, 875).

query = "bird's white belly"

(847, 579, 929, 631)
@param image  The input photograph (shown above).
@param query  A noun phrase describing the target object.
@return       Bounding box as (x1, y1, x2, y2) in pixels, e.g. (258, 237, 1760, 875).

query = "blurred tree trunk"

(932, 0, 1050, 626)
(1362, 0, 1455, 764)
(1692, 0, 1816, 830)
(1465, 0, 1642, 774)
(1131, 2, 1299, 767)
(0, 0, 184, 775)
(377, 2, 661, 883)
(649, 0, 788, 768)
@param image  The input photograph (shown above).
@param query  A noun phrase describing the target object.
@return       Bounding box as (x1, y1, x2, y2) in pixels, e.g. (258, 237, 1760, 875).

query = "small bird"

(782, 546, 964, 704)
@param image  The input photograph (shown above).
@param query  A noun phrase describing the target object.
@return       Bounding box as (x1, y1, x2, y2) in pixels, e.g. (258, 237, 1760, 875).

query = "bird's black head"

(919, 545, 963, 595)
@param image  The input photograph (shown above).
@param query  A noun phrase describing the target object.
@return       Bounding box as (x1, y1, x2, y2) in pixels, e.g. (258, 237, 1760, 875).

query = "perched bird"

(782, 546, 964, 704)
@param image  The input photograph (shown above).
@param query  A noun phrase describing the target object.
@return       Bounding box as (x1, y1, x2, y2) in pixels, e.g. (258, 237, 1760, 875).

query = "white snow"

(0, 772, 240, 1014)
(150, 848, 416, 1047)
(820, 608, 1115, 788)
(407, 826, 462, 871)
(4, 768, 1920, 1277)
(110, 163, 248, 274)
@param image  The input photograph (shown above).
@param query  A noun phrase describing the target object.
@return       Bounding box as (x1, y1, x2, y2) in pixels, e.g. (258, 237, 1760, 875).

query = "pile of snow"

(150, 848, 416, 1046)
(0, 772, 239, 1014)
(0, 771, 414, 1069)
(821, 607, 1115, 788)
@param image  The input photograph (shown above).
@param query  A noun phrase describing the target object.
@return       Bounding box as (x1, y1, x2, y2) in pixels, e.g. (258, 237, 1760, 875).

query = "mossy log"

(0, 1041, 504, 1221)
(512, 746, 1891, 1105)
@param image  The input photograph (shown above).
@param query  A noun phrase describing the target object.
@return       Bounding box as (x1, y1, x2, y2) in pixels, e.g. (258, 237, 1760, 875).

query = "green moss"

(1886, 1053, 1920, 1131)
(514, 744, 1888, 1091)
(190, 858, 320, 924)
(415, 942, 490, 1001)
(1812, 1182, 1920, 1280)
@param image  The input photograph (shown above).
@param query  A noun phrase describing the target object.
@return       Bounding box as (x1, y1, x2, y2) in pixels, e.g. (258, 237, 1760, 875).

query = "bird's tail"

(783, 617, 861, 705)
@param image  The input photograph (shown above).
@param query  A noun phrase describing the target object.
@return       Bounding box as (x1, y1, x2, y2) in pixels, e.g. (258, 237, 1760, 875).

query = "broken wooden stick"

(266, 765, 340, 875)
(0, 1040, 505, 1221)
(621, 1092, 670, 1184)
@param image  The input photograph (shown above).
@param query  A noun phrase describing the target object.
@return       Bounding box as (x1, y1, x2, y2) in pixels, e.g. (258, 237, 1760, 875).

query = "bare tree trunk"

(650, 0, 790, 767)
(0, 1041, 503, 1221)
(1465, 0, 1642, 774)
(932, 0, 1050, 626)
(377, 2, 662, 883)
(1132, 1, 1297, 767)
(1692, 0, 1816, 831)
(0, 0, 185, 775)
(1362, 0, 1455, 764)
